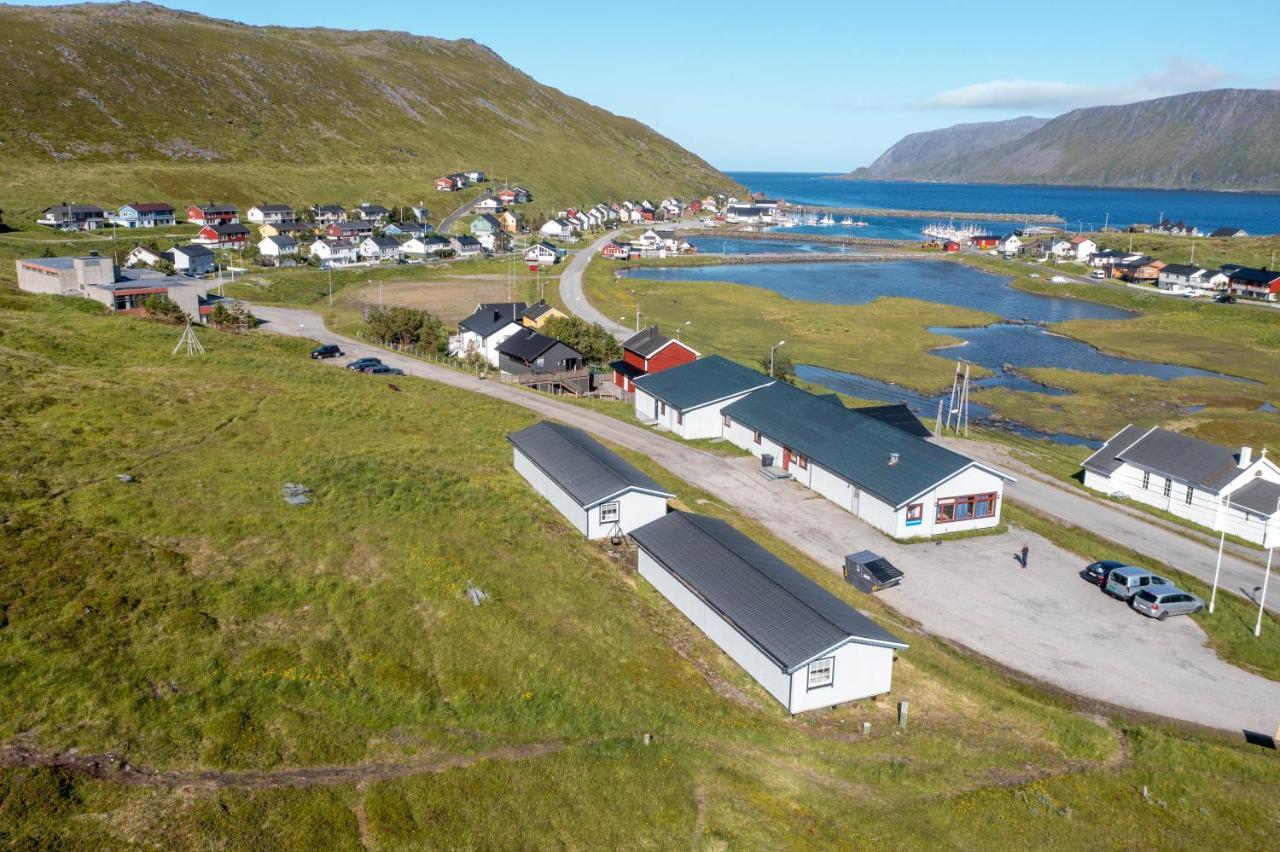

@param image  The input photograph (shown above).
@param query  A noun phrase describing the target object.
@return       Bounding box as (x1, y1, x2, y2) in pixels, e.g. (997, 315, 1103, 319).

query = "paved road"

(558, 230, 630, 339)
(438, 193, 485, 233)
(254, 305, 1280, 736)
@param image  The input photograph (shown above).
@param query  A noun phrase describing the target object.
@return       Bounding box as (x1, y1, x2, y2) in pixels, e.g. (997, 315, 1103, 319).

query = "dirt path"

(0, 741, 564, 791)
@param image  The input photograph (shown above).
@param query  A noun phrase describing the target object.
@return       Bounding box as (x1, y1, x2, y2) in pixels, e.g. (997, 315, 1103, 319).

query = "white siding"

(512, 447, 588, 537)
(585, 492, 669, 539)
(637, 550, 792, 709)
(634, 388, 660, 422)
(787, 640, 896, 713)
(896, 465, 1006, 539)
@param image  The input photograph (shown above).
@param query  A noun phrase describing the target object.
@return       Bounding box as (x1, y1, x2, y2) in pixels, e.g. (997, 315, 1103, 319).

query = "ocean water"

(726, 172, 1280, 236)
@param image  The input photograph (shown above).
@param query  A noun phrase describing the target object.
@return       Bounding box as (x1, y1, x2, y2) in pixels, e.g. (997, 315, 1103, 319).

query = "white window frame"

(806, 657, 834, 690)
(600, 501, 620, 524)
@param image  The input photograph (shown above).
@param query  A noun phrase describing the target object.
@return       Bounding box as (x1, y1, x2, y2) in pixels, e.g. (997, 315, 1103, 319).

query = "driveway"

(254, 305, 1280, 737)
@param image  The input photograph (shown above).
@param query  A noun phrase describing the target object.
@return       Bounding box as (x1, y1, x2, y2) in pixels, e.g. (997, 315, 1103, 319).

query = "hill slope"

(847, 89, 1280, 191)
(0, 2, 732, 218)
(848, 116, 1048, 179)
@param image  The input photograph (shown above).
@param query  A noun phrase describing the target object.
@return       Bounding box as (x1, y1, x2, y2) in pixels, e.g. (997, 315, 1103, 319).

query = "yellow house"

(498, 209, 524, 234)
(522, 302, 566, 329)
(259, 221, 316, 238)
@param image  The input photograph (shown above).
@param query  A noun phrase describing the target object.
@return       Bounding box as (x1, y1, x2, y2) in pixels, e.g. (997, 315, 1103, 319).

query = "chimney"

(888, 452, 900, 467)
(1239, 447, 1253, 468)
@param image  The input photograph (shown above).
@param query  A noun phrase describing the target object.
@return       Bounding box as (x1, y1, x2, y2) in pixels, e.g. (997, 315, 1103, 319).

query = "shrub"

(365, 306, 446, 353)
(142, 294, 188, 324)
(540, 315, 621, 365)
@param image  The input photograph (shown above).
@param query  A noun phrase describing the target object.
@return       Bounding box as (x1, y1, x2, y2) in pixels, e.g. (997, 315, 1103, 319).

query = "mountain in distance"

(847, 89, 1280, 191)
(849, 116, 1049, 180)
(0, 3, 733, 216)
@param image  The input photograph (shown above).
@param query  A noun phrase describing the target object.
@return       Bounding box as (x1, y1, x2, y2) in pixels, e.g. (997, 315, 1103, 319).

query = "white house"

(508, 420, 674, 540)
(309, 238, 359, 266)
(475, 196, 502, 211)
(110, 203, 176, 228)
(124, 245, 166, 268)
(540, 219, 576, 240)
(247, 204, 295, 225)
(721, 382, 1012, 539)
(258, 235, 299, 259)
(452, 302, 527, 366)
(997, 234, 1022, 254)
(169, 244, 216, 276)
(359, 235, 402, 262)
(523, 241, 561, 266)
(1070, 235, 1097, 262)
(631, 511, 907, 714)
(402, 235, 450, 257)
(633, 355, 774, 439)
(1046, 238, 1072, 258)
(1083, 425, 1280, 546)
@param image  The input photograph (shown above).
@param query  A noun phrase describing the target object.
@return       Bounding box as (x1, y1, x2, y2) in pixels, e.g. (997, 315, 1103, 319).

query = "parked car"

(1214, 294, 1237, 304)
(1090, 269, 1106, 280)
(365, 364, 404, 375)
(1084, 559, 1129, 587)
(1131, 587, 1203, 621)
(311, 344, 343, 359)
(346, 357, 382, 371)
(1104, 566, 1172, 601)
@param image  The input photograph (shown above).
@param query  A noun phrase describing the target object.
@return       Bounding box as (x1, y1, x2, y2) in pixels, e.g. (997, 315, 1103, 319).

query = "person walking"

(1020, 544, 1030, 568)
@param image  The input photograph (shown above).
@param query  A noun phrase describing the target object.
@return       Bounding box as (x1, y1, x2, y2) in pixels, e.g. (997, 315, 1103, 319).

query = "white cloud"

(917, 59, 1236, 111)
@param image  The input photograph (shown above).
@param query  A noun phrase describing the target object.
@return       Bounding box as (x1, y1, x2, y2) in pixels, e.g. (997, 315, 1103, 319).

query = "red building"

(970, 235, 999, 250)
(600, 240, 631, 260)
(434, 177, 456, 191)
(194, 223, 249, 248)
(186, 203, 239, 225)
(944, 240, 960, 253)
(611, 325, 699, 393)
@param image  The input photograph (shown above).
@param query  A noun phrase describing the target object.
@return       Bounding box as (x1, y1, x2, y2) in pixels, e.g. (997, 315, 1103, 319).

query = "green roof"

(723, 382, 1000, 507)
(632, 355, 774, 411)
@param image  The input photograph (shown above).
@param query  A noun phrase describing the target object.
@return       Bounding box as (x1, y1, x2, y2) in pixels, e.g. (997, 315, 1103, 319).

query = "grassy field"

(3, 287, 1279, 846)
(1092, 232, 1280, 270)
(583, 255, 999, 392)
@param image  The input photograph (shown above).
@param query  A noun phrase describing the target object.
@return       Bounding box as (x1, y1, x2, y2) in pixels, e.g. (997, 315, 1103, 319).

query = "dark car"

(311, 344, 343, 359)
(346, 357, 382, 371)
(365, 364, 404, 375)
(1084, 559, 1129, 587)
(1214, 294, 1237, 304)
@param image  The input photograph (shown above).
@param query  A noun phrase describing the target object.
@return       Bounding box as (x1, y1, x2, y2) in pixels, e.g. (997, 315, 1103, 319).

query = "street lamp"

(1254, 496, 1279, 637)
(770, 340, 786, 378)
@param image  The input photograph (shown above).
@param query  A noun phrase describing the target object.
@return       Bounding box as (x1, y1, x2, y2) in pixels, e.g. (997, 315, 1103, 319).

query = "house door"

(782, 448, 792, 471)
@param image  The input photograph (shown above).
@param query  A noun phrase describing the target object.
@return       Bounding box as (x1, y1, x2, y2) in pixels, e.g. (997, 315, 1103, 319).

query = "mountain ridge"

(845, 89, 1280, 191)
(0, 2, 734, 215)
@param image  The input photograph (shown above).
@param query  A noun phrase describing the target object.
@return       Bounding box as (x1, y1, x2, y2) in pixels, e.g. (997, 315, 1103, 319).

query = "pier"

(790, 205, 1064, 224)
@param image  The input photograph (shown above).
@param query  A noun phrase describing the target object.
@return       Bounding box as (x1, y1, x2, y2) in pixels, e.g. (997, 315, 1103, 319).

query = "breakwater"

(684, 228, 911, 247)
(795, 206, 1064, 223)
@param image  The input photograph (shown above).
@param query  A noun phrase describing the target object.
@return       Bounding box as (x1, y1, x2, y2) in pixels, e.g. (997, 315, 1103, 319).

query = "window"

(1163, 478, 1172, 498)
(676, 410, 683, 425)
(753, 430, 761, 445)
(796, 454, 808, 470)
(660, 402, 667, 415)
(1142, 471, 1151, 490)
(600, 502, 620, 523)
(1185, 486, 1194, 506)
(905, 503, 924, 527)
(936, 493, 998, 524)
(723, 414, 731, 428)
(807, 658, 834, 690)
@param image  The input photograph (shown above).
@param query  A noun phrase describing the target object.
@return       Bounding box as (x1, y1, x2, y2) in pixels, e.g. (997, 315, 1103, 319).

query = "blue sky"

(30, 0, 1280, 170)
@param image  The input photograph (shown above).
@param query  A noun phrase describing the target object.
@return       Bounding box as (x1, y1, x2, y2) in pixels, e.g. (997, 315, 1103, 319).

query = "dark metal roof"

(195, 203, 238, 214)
(334, 220, 374, 231)
(171, 244, 214, 258)
(1209, 227, 1245, 237)
(1081, 424, 1150, 476)
(1160, 264, 1204, 277)
(1227, 266, 1280, 285)
(609, 359, 645, 380)
(855, 404, 933, 438)
(508, 421, 673, 507)
(498, 329, 577, 361)
(206, 223, 249, 236)
(1230, 478, 1280, 516)
(631, 511, 906, 672)
(623, 325, 674, 358)
(633, 355, 773, 411)
(845, 550, 904, 584)
(459, 302, 528, 337)
(254, 204, 294, 213)
(723, 382, 1000, 507)
(1102, 426, 1243, 491)
(365, 236, 400, 249)
(126, 202, 174, 213)
(522, 302, 557, 321)
(262, 235, 297, 247)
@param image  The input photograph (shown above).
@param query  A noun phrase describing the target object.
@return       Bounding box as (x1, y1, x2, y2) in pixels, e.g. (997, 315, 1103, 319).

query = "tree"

(540, 315, 621, 365)
(142, 294, 188, 324)
(210, 302, 256, 332)
(759, 350, 796, 384)
(365, 306, 447, 353)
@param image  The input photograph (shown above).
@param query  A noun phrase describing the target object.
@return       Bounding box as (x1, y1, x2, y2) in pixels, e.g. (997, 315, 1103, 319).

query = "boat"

(850, 219, 869, 228)
(841, 216, 854, 226)
(819, 213, 835, 226)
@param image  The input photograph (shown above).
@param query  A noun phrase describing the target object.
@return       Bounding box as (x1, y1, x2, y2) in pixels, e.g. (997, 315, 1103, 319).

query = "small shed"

(508, 421, 674, 539)
(843, 550, 904, 593)
(631, 511, 907, 714)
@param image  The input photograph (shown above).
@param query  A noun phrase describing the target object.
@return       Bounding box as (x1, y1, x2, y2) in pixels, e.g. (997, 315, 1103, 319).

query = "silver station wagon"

(1104, 566, 1172, 601)
(1132, 588, 1204, 621)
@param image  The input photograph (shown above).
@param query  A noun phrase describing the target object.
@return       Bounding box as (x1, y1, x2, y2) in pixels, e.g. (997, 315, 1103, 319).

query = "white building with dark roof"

(631, 511, 906, 713)
(1083, 425, 1280, 545)
(508, 421, 674, 539)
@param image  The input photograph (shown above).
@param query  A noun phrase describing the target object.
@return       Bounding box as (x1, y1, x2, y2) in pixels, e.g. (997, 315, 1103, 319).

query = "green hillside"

(0, 3, 734, 221)
(847, 89, 1280, 191)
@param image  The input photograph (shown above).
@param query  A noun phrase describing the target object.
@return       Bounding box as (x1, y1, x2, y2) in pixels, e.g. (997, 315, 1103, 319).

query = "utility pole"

(1210, 497, 1227, 613)
(1255, 497, 1278, 637)
(769, 340, 785, 378)
(327, 265, 333, 306)
(635, 303, 641, 332)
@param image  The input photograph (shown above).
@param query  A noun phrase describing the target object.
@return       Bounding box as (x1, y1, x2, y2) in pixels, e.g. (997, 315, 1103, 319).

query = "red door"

(782, 448, 792, 471)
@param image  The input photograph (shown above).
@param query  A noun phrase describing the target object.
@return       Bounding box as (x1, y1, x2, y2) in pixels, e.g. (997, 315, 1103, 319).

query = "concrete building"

(15, 254, 212, 322)
(508, 421, 673, 539)
(631, 511, 906, 714)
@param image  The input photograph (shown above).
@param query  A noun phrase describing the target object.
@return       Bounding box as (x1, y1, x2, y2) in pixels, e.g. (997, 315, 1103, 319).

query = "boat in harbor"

(841, 216, 854, 225)
(850, 219, 869, 227)
(819, 213, 835, 226)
